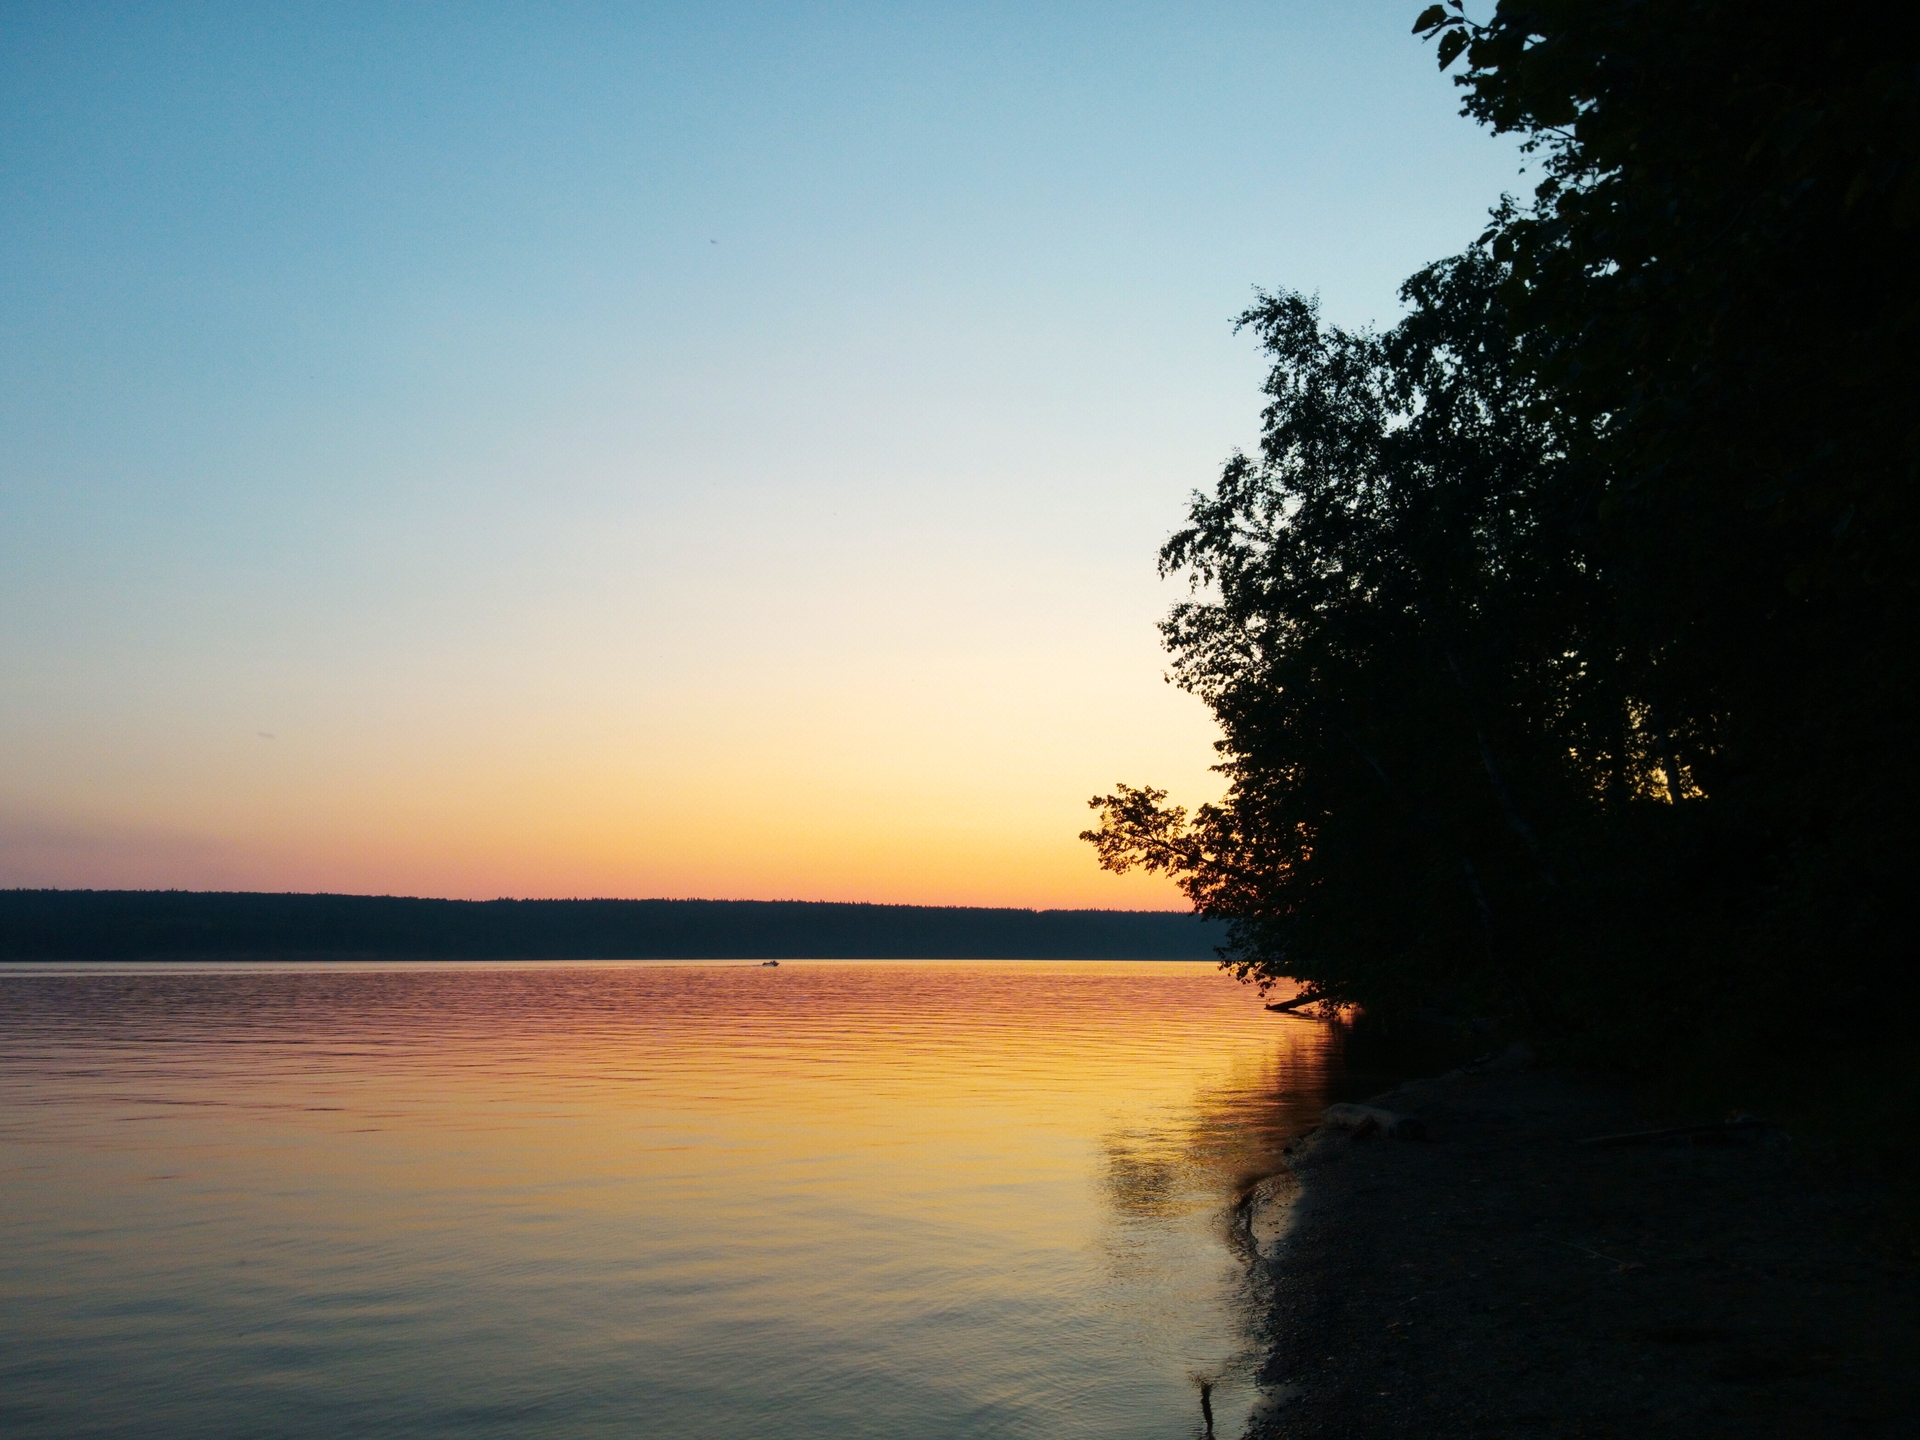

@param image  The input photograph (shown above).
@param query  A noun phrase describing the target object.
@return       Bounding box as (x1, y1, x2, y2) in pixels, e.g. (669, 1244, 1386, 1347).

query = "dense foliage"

(1085, 2, 1920, 1070)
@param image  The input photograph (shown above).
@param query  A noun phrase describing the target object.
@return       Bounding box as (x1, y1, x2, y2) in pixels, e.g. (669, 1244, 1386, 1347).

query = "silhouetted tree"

(1087, 254, 1619, 1023)
(1088, 3, 1920, 1073)
(1424, 0, 1920, 1043)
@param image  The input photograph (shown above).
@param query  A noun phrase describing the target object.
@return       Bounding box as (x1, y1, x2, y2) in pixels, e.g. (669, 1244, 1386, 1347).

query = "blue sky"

(0, 1, 1523, 903)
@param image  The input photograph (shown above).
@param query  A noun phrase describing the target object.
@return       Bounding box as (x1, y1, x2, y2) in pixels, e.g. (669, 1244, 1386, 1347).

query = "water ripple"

(0, 960, 1335, 1439)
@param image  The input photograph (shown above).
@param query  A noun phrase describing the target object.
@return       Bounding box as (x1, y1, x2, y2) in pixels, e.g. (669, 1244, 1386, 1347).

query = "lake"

(0, 960, 1342, 1439)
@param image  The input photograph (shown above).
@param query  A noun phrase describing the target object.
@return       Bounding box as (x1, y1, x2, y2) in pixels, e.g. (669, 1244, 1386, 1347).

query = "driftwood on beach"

(1264, 992, 1322, 1013)
(1575, 1117, 1775, 1147)
(1322, 1102, 1427, 1141)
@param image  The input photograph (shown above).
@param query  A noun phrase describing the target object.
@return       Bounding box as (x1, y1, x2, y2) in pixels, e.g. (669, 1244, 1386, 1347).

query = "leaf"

(1412, 4, 1449, 32)
(1437, 27, 1470, 68)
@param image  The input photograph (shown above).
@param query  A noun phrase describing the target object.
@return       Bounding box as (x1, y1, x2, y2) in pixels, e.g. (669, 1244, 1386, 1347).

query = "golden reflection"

(0, 961, 1338, 1440)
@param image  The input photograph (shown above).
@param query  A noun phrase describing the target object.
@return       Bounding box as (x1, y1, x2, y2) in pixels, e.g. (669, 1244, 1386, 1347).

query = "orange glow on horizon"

(1, 649, 1224, 907)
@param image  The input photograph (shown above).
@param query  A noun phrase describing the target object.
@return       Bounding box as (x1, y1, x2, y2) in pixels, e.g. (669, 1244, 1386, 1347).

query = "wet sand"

(1245, 1064, 1919, 1438)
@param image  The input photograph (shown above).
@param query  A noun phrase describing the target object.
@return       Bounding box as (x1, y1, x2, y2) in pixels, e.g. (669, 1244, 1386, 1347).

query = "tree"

(1419, 0, 1920, 1041)
(1089, 3, 1920, 1070)
(1086, 254, 1626, 1023)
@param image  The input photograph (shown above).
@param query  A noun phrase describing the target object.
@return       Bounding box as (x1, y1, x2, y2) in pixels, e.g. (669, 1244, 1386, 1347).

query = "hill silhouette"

(0, 890, 1223, 961)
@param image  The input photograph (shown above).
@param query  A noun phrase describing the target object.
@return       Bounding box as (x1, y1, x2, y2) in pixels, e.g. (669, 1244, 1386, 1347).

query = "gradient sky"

(0, 2, 1521, 907)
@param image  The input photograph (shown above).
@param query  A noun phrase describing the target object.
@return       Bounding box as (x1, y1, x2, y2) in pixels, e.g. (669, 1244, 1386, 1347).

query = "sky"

(0, 1, 1522, 908)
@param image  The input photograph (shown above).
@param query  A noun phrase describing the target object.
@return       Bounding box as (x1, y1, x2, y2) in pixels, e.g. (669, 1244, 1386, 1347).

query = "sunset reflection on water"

(0, 961, 1339, 1439)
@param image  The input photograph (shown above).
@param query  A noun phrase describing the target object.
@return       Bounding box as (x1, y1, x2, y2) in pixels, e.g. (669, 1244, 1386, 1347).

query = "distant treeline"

(0, 890, 1225, 961)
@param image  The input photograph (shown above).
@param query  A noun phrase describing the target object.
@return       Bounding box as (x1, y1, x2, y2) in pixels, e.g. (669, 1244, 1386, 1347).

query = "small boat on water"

(760, 960, 780, 967)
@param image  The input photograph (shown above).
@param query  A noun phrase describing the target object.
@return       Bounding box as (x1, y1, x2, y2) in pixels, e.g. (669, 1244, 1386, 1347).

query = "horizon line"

(1, 887, 1206, 917)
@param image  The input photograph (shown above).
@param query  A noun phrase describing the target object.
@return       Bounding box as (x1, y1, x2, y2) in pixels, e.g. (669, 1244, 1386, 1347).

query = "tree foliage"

(1087, 3, 1920, 1062)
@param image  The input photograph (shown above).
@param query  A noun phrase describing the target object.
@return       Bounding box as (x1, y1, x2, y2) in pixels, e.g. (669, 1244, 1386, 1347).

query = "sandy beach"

(1245, 1062, 1919, 1439)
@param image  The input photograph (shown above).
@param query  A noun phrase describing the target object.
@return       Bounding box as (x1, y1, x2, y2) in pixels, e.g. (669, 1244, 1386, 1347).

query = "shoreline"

(1243, 1062, 1917, 1438)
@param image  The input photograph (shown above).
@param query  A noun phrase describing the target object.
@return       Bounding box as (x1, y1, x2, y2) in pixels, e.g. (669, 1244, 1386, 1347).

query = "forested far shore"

(0, 890, 1225, 961)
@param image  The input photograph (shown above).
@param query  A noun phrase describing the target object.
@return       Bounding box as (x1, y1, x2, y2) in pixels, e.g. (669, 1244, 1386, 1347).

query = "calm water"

(0, 961, 1340, 1439)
